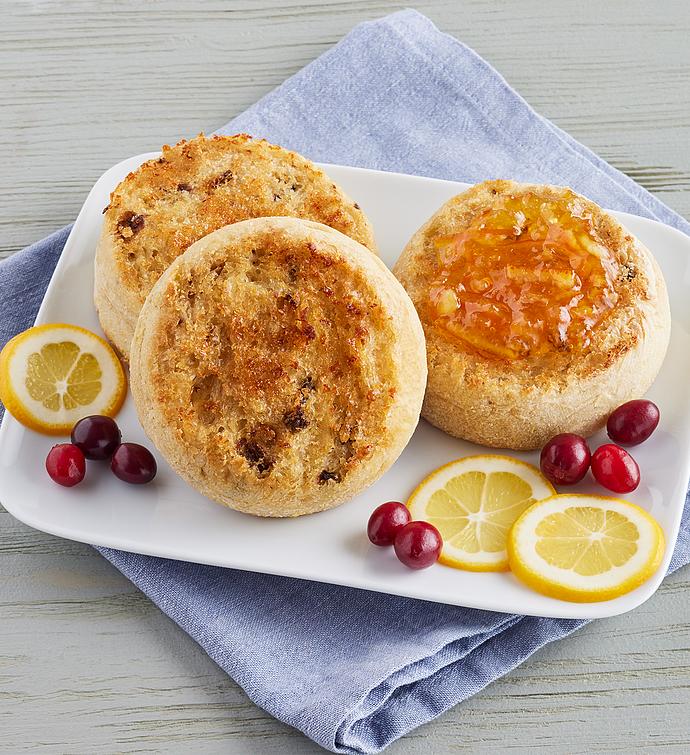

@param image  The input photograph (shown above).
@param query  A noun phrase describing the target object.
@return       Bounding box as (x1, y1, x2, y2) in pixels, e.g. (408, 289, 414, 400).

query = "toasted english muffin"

(130, 217, 426, 517)
(393, 180, 670, 450)
(95, 134, 377, 359)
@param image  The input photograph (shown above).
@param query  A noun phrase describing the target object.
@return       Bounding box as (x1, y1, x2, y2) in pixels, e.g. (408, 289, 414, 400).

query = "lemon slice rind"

(408, 455, 555, 572)
(508, 494, 665, 603)
(0, 323, 126, 435)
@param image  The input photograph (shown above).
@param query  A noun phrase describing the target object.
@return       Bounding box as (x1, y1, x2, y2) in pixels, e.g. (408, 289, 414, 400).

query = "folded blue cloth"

(1, 10, 689, 753)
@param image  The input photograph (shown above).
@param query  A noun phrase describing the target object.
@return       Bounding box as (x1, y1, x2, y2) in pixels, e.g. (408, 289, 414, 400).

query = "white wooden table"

(2, 2, 689, 752)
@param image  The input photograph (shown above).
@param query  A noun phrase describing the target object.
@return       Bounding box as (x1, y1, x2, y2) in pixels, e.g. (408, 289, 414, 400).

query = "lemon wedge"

(0, 323, 126, 435)
(407, 455, 555, 571)
(508, 494, 665, 602)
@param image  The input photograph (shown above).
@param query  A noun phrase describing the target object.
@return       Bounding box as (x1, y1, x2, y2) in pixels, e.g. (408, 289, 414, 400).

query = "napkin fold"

(1, 10, 689, 754)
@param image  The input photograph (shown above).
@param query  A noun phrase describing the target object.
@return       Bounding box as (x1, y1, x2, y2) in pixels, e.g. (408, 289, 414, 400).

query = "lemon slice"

(407, 455, 555, 571)
(0, 323, 126, 435)
(508, 494, 665, 602)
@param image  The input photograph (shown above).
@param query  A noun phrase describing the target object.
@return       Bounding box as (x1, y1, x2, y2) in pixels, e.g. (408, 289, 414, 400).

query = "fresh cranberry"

(71, 415, 122, 460)
(367, 501, 411, 546)
(393, 521, 442, 569)
(111, 443, 157, 484)
(540, 433, 591, 486)
(607, 400, 660, 446)
(46, 444, 86, 487)
(591, 444, 640, 493)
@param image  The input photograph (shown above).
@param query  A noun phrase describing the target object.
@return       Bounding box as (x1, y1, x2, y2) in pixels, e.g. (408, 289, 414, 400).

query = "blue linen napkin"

(1, 10, 689, 753)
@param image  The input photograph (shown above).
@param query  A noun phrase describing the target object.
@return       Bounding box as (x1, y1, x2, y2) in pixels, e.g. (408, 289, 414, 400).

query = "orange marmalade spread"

(428, 191, 619, 360)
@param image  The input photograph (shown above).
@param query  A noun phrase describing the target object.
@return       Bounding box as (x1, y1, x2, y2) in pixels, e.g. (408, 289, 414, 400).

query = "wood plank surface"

(1, 1, 689, 753)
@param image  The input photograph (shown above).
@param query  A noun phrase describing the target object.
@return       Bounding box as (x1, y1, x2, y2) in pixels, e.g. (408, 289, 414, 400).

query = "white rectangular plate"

(2, 154, 689, 620)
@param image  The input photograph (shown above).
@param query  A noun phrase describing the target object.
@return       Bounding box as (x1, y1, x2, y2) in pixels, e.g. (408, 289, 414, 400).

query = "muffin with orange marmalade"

(393, 180, 670, 450)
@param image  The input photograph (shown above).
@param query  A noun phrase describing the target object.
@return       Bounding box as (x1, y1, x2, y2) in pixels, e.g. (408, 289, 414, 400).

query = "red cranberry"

(111, 443, 157, 484)
(540, 433, 591, 486)
(591, 444, 640, 493)
(71, 415, 122, 460)
(367, 501, 411, 546)
(607, 400, 660, 446)
(46, 444, 86, 487)
(393, 521, 442, 569)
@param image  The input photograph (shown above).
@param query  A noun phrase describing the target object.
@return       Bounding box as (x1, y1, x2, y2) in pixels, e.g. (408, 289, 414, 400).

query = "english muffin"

(393, 180, 670, 450)
(95, 134, 377, 359)
(130, 217, 426, 517)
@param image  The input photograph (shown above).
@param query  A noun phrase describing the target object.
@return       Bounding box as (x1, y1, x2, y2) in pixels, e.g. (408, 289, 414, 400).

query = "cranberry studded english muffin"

(95, 134, 377, 359)
(394, 180, 670, 450)
(129, 217, 426, 517)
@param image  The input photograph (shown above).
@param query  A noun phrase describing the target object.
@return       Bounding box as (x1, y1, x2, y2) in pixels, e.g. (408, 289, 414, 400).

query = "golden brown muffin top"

(147, 221, 397, 496)
(103, 134, 376, 305)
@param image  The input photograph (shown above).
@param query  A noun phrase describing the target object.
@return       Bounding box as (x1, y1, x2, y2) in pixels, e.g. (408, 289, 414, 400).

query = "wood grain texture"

(2, 0, 690, 259)
(1, 1, 689, 753)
